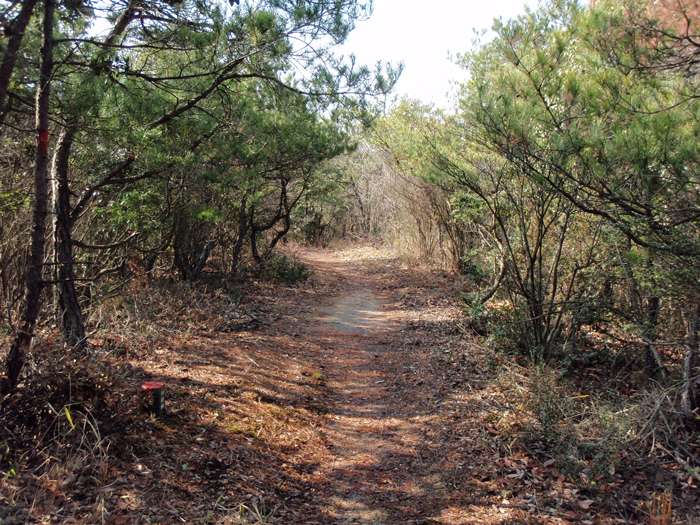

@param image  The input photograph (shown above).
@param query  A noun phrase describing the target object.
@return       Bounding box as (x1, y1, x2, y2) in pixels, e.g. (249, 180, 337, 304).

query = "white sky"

(90, 0, 534, 108)
(340, 0, 535, 108)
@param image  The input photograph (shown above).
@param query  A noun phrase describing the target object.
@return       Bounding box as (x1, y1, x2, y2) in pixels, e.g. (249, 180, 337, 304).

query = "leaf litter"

(0, 244, 698, 524)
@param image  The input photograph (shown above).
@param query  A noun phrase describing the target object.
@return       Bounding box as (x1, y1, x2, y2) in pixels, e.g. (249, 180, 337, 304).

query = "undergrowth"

(246, 254, 312, 284)
(210, 499, 280, 524)
(0, 265, 296, 524)
(1, 393, 115, 523)
(489, 365, 625, 486)
(486, 359, 700, 507)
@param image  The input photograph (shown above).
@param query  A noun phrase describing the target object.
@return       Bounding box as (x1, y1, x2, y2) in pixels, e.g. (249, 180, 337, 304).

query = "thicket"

(320, 0, 700, 487)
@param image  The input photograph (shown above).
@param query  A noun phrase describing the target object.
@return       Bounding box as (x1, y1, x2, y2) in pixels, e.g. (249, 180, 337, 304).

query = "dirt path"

(280, 248, 505, 524)
(275, 247, 644, 525)
(300, 251, 405, 523)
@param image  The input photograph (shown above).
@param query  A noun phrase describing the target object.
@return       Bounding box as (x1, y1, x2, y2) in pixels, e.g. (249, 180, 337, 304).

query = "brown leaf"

(62, 473, 77, 486)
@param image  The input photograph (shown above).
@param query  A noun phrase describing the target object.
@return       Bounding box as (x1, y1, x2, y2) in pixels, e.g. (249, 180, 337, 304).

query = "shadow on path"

(294, 250, 497, 524)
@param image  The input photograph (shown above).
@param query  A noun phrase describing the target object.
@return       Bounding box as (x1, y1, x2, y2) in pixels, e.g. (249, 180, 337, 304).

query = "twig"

(241, 306, 271, 326)
(636, 396, 666, 441)
(244, 355, 260, 368)
(72, 231, 138, 250)
(497, 502, 538, 509)
(657, 444, 700, 482)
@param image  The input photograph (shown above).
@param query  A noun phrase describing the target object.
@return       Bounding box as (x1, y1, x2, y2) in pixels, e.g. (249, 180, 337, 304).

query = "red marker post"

(141, 381, 165, 415)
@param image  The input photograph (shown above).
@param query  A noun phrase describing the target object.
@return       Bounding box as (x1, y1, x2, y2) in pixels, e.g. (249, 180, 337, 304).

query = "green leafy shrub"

(464, 302, 524, 355)
(252, 255, 312, 284)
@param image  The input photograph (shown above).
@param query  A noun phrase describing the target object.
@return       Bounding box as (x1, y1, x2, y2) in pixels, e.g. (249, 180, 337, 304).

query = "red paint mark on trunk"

(38, 129, 49, 152)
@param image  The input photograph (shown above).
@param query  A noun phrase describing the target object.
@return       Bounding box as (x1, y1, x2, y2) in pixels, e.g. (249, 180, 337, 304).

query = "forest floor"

(2, 244, 699, 524)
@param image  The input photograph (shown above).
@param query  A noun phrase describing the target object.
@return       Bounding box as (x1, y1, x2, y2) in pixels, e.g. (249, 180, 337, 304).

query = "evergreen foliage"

(0, 0, 399, 386)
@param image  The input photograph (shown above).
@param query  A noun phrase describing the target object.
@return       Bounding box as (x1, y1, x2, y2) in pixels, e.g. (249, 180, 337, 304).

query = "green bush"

(464, 301, 524, 355)
(252, 255, 313, 284)
(458, 258, 487, 284)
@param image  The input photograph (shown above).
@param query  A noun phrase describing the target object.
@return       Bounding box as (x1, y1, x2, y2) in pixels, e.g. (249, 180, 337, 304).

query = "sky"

(340, 0, 534, 108)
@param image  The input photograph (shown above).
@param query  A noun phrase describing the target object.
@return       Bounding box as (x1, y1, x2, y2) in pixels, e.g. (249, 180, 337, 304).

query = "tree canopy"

(0, 0, 400, 388)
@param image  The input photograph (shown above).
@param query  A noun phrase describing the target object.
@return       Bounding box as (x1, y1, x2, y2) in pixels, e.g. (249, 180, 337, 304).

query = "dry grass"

(491, 363, 642, 479)
(209, 499, 281, 524)
(1, 407, 112, 524)
(483, 357, 700, 522)
(648, 491, 675, 525)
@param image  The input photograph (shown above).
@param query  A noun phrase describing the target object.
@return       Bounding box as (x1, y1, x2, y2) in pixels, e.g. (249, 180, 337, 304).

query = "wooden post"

(141, 381, 165, 415)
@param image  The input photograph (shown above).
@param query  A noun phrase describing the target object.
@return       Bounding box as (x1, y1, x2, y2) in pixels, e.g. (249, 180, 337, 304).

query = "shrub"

(252, 255, 312, 284)
(464, 301, 524, 355)
(493, 365, 633, 491)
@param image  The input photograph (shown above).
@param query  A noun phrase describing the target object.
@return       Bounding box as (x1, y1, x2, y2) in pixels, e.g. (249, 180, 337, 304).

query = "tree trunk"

(250, 226, 262, 264)
(264, 210, 291, 259)
(263, 187, 292, 259)
(682, 302, 700, 420)
(103, 0, 140, 46)
(51, 127, 86, 348)
(187, 240, 215, 281)
(621, 242, 667, 378)
(0, 0, 40, 127)
(231, 197, 248, 276)
(249, 204, 263, 265)
(4, 0, 54, 391)
(644, 295, 668, 379)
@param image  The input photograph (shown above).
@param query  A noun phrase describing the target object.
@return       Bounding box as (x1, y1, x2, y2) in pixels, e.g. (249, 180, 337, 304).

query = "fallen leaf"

(62, 473, 77, 485)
